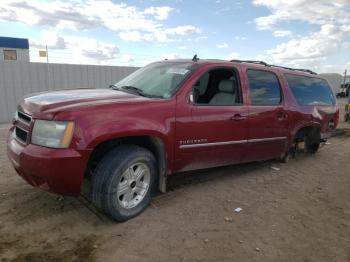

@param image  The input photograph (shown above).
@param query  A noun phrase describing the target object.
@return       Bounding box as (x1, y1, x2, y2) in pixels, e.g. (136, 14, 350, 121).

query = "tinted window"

(247, 70, 281, 106)
(285, 74, 336, 106)
(113, 62, 195, 99)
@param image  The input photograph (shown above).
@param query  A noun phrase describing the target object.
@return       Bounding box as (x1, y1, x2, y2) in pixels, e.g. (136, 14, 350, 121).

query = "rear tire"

(92, 145, 157, 222)
(305, 129, 320, 154)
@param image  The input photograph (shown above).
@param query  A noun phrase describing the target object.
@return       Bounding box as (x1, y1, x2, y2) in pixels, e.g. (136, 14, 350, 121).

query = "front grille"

(17, 111, 32, 124)
(15, 126, 28, 144)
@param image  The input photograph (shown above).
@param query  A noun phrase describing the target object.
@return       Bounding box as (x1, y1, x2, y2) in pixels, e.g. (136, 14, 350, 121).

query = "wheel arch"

(291, 122, 321, 142)
(86, 135, 169, 193)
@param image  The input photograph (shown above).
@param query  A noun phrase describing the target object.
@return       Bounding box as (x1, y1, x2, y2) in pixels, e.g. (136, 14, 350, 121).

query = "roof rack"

(230, 60, 268, 66)
(269, 64, 317, 75)
(230, 59, 317, 75)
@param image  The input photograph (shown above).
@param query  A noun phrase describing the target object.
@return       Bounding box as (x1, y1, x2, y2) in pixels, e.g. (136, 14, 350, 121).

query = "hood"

(19, 88, 148, 117)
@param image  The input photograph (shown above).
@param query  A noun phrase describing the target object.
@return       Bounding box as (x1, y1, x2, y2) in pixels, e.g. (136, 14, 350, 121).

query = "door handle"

(231, 114, 246, 121)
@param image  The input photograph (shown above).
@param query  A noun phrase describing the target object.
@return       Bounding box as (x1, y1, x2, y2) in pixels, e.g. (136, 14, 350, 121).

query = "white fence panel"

(0, 61, 138, 123)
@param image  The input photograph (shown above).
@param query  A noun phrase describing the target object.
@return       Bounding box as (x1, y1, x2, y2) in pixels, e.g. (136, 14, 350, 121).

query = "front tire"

(92, 145, 157, 222)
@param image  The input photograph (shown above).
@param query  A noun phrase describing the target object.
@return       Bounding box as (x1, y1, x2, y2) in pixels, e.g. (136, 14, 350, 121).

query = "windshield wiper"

(114, 85, 163, 98)
(121, 85, 150, 97)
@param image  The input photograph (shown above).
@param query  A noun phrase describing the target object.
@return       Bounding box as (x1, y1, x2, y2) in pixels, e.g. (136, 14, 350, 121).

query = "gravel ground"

(0, 100, 349, 262)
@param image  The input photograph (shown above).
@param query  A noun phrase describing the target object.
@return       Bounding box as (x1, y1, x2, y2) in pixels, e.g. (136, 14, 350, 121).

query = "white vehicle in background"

(319, 73, 343, 96)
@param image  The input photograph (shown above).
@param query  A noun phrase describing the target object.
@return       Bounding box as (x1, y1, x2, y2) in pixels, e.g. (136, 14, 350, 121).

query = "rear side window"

(285, 74, 336, 106)
(247, 70, 282, 106)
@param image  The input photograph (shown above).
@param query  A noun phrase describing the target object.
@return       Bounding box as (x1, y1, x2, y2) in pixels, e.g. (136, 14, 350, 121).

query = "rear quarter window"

(285, 74, 336, 106)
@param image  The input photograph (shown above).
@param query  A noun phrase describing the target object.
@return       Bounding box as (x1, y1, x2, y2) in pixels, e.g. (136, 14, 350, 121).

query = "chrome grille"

(15, 126, 28, 144)
(17, 111, 32, 124)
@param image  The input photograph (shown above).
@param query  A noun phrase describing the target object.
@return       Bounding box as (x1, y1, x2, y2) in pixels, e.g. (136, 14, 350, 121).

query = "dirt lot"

(0, 100, 350, 262)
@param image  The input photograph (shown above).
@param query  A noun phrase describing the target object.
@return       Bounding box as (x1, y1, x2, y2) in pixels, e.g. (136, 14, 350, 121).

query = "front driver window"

(192, 68, 242, 106)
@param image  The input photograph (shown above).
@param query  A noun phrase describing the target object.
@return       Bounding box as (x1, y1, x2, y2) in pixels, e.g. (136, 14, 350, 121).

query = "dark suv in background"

(7, 59, 339, 221)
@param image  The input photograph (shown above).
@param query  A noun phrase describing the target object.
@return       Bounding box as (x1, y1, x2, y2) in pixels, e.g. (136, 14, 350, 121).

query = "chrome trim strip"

(180, 140, 247, 149)
(179, 136, 287, 149)
(247, 136, 287, 143)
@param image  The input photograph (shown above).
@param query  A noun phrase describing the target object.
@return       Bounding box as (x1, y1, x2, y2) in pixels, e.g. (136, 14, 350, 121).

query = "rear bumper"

(320, 132, 332, 140)
(7, 127, 91, 197)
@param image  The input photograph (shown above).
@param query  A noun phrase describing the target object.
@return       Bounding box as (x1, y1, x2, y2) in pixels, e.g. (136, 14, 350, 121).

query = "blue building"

(0, 36, 30, 61)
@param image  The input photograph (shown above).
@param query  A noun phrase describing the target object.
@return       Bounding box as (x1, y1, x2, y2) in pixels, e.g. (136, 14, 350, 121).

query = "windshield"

(113, 62, 195, 98)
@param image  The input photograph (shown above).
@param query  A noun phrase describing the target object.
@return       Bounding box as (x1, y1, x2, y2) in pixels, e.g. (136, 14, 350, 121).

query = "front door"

(174, 66, 248, 172)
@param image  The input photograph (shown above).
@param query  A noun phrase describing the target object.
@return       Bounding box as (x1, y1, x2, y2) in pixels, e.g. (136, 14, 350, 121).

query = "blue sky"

(0, 0, 349, 74)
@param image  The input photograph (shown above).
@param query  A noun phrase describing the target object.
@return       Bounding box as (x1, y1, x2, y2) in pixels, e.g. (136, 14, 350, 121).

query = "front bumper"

(7, 127, 90, 197)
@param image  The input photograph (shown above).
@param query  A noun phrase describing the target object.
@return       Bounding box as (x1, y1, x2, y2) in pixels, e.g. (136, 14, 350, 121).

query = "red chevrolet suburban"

(7, 59, 339, 221)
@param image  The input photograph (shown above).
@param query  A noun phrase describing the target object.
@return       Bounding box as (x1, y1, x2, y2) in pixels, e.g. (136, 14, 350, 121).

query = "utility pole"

(46, 45, 49, 64)
(343, 69, 347, 86)
(46, 45, 51, 90)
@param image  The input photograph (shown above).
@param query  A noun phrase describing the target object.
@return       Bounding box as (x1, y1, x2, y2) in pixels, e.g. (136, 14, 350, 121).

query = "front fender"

(79, 117, 170, 148)
(53, 99, 177, 173)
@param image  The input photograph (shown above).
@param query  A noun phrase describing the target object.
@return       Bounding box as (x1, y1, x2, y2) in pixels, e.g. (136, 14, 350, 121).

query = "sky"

(0, 0, 349, 74)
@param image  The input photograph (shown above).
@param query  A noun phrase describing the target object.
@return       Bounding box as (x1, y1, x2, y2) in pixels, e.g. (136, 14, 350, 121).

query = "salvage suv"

(7, 58, 339, 221)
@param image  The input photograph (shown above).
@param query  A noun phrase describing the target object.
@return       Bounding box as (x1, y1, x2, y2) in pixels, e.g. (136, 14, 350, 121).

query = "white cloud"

(30, 31, 66, 49)
(118, 26, 201, 43)
(119, 31, 142, 42)
(253, 0, 350, 31)
(217, 42, 228, 48)
(273, 30, 292, 37)
(187, 36, 208, 42)
(266, 24, 348, 63)
(226, 52, 240, 60)
(144, 6, 173, 20)
(165, 25, 201, 36)
(0, 0, 200, 43)
(253, 0, 350, 73)
(30, 31, 120, 64)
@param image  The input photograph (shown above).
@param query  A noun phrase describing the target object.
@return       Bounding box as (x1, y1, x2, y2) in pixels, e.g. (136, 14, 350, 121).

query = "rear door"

(243, 68, 289, 162)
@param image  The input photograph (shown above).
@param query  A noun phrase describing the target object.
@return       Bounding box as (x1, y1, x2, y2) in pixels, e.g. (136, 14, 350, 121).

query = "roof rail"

(293, 68, 317, 75)
(268, 64, 317, 75)
(230, 59, 317, 75)
(230, 60, 268, 66)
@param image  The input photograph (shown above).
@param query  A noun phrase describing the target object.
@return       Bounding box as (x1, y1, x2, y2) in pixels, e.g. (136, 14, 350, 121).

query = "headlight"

(31, 120, 75, 148)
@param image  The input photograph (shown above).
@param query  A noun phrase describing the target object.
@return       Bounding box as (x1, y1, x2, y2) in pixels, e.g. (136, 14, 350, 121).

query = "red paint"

(7, 60, 339, 196)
